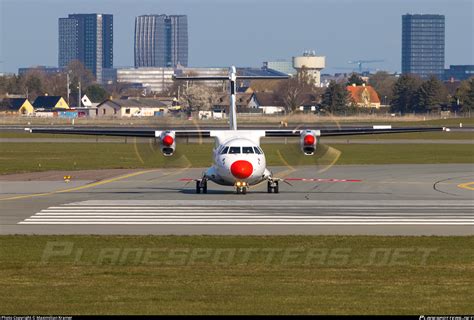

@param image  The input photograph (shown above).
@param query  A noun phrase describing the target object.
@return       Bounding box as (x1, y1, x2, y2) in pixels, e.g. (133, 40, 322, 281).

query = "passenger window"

(242, 147, 254, 154)
(220, 146, 229, 154)
(229, 147, 241, 154)
(253, 147, 261, 154)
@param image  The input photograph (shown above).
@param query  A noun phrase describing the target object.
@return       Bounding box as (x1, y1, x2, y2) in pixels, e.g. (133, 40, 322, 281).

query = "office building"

(117, 67, 226, 93)
(444, 65, 474, 81)
(117, 67, 175, 93)
(19, 66, 63, 76)
(59, 13, 113, 83)
(134, 15, 188, 68)
(402, 14, 445, 79)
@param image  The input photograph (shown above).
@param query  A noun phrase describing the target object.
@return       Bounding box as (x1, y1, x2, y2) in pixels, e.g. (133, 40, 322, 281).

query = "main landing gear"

(267, 180, 279, 193)
(196, 179, 207, 194)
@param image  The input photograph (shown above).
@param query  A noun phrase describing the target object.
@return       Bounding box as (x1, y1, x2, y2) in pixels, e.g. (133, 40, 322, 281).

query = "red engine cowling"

(159, 130, 176, 156)
(300, 130, 318, 155)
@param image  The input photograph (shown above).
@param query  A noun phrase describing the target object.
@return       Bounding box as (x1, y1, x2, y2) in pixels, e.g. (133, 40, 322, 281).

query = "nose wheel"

(196, 179, 207, 194)
(236, 186, 247, 194)
(267, 180, 279, 193)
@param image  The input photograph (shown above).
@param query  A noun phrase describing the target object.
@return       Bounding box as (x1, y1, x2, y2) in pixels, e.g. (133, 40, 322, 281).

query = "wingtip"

(24, 128, 32, 133)
(443, 127, 451, 132)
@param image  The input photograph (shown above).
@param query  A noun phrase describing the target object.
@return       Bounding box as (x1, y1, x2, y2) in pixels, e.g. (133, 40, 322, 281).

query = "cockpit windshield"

(220, 146, 263, 155)
(242, 147, 254, 154)
(228, 147, 241, 154)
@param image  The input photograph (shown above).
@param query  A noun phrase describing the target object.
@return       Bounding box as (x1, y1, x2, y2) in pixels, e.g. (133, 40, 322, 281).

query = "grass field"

(1, 114, 473, 127)
(0, 235, 472, 314)
(0, 142, 473, 174)
(327, 131, 474, 140)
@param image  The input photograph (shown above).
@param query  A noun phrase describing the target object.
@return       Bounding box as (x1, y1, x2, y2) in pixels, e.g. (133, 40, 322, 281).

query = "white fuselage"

(204, 132, 270, 186)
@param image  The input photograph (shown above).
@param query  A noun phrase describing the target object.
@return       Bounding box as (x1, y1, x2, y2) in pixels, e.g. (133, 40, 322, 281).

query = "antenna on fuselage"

(173, 67, 289, 131)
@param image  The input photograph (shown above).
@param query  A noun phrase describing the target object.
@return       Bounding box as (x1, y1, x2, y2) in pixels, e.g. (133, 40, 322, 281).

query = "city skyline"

(1, 0, 472, 74)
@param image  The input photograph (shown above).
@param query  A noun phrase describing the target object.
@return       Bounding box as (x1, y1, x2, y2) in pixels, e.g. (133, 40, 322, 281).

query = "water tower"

(292, 50, 326, 86)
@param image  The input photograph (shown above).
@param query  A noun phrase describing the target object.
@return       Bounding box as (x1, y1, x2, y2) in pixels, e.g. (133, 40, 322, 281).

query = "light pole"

(77, 81, 81, 108)
(66, 71, 71, 106)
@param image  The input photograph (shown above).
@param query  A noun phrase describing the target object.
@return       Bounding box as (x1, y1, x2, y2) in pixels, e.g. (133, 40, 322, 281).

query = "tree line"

(1, 62, 473, 114)
(0, 60, 132, 106)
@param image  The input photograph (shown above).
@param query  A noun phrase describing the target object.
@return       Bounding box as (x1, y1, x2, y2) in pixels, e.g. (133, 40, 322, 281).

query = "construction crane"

(348, 60, 384, 73)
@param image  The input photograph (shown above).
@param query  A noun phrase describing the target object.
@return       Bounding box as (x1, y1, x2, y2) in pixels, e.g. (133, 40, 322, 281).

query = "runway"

(0, 164, 473, 235)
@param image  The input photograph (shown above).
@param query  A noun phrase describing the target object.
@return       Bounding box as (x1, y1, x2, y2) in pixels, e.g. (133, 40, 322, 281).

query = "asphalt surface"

(0, 164, 473, 235)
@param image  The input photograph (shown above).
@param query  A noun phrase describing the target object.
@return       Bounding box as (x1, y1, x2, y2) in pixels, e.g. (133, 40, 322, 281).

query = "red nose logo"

(162, 135, 174, 146)
(230, 160, 253, 179)
(304, 134, 315, 145)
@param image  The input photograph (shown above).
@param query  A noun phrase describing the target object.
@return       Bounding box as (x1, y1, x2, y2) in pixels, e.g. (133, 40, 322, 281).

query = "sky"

(0, 0, 472, 74)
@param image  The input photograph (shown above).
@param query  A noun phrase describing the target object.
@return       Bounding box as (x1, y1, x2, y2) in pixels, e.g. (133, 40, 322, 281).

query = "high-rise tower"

(402, 14, 445, 79)
(59, 13, 113, 83)
(134, 14, 188, 68)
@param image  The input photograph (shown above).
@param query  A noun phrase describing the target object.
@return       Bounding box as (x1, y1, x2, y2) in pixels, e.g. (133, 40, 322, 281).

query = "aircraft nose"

(230, 160, 253, 179)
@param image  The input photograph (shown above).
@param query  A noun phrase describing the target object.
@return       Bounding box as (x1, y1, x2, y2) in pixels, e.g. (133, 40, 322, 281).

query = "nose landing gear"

(235, 181, 248, 195)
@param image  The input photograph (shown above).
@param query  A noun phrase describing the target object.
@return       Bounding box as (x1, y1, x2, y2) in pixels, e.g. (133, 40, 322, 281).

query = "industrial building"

(263, 60, 295, 75)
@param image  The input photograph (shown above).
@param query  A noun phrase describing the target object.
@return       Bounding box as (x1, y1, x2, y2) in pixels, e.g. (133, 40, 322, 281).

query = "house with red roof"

(346, 84, 381, 109)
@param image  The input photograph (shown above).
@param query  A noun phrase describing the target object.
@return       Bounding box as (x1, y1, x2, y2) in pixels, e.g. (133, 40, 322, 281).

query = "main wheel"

(274, 181, 279, 194)
(202, 180, 208, 194)
(267, 181, 273, 193)
(196, 180, 201, 194)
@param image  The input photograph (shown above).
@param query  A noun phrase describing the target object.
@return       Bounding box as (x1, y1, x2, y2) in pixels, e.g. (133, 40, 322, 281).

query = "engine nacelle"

(159, 130, 176, 156)
(300, 130, 319, 155)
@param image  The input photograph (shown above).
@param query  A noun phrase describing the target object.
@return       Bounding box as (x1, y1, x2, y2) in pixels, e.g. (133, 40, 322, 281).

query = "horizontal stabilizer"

(173, 75, 289, 81)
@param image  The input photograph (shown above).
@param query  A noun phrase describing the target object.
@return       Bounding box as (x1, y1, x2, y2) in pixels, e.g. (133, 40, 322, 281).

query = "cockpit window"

(228, 147, 241, 154)
(253, 147, 262, 154)
(242, 147, 254, 154)
(220, 146, 229, 154)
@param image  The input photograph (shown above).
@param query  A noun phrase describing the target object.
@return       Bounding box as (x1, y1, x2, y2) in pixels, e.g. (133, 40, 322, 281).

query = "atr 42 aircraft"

(27, 66, 448, 194)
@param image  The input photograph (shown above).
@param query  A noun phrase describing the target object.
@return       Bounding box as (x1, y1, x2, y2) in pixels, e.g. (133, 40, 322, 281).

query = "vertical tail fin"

(173, 66, 288, 132)
(229, 66, 237, 130)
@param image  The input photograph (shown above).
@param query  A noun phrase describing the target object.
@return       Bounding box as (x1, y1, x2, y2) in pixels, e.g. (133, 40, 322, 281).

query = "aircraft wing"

(264, 125, 448, 137)
(25, 127, 212, 138)
(26, 125, 447, 138)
